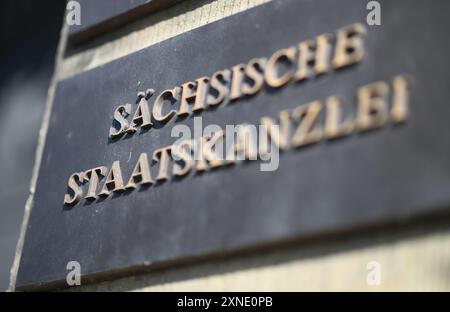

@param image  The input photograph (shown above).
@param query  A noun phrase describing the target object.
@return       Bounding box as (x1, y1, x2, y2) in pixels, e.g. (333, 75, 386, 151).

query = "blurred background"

(0, 1, 65, 290)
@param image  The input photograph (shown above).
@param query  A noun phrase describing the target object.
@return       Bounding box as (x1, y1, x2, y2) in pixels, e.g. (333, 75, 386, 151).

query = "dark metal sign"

(16, 0, 450, 290)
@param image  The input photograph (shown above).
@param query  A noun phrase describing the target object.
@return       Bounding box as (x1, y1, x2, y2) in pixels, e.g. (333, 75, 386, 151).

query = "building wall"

(11, 0, 450, 291)
(0, 1, 65, 291)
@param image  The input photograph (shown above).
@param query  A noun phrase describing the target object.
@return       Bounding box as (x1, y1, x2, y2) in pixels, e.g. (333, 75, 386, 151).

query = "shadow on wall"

(0, 0, 65, 291)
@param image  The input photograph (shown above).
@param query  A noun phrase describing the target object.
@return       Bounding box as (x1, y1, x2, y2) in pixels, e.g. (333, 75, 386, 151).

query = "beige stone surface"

(70, 222, 450, 292)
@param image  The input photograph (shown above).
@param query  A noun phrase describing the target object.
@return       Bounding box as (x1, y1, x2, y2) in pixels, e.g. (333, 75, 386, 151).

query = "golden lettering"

(65, 21, 416, 207)
(153, 146, 172, 181)
(193, 77, 210, 112)
(84, 166, 107, 200)
(264, 47, 296, 88)
(295, 33, 333, 81)
(242, 58, 267, 96)
(125, 153, 154, 190)
(260, 110, 291, 151)
(207, 69, 230, 107)
(109, 104, 132, 139)
(196, 131, 225, 171)
(333, 23, 366, 69)
(178, 77, 210, 116)
(229, 64, 246, 101)
(292, 101, 323, 147)
(129, 90, 154, 132)
(172, 140, 194, 177)
(63, 172, 84, 206)
(391, 75, 409, 123)
(356, 81, 389, 131)
(153, 87, 180, 123)
(99, 161, 125, 196)
(324, 96, 354, 139)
